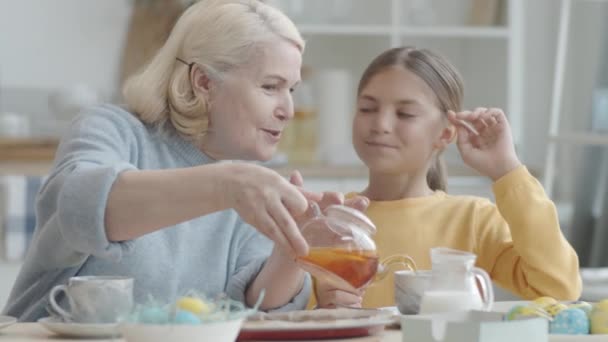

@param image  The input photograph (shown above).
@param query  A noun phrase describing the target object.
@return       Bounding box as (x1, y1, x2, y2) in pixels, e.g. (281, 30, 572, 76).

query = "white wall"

(0, 0, 132, 97)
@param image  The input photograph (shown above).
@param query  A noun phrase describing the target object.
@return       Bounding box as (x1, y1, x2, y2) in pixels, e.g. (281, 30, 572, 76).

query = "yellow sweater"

(310, 166, 582, 309)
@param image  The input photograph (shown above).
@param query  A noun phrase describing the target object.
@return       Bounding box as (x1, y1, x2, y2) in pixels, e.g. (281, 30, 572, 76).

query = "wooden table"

(0, 323, 402, 341)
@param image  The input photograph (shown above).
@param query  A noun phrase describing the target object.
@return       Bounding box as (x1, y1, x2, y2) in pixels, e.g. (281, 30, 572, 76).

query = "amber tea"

(298, 247, 379, 291)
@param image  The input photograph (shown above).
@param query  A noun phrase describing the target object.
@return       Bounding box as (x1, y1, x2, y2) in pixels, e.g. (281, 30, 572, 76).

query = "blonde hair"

(357, 47, 464, 191)
(123, 0, 304, 140)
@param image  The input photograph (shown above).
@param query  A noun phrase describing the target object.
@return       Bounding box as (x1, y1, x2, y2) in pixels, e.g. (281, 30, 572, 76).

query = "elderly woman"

(4, 0, 366, 321)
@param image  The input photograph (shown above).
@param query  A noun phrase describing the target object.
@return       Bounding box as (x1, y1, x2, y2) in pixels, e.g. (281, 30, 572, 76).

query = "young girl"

(314, 46, 582, 309)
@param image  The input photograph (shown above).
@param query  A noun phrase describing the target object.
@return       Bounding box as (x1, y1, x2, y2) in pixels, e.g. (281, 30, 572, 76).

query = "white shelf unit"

(543, 0, 608, 198)
(549, 132, 608, 146)
(278, 0, 524, 166)
(298, 25, 393, 36)
(398, 26, 510, 38)
(298, 25, 510, 39)
(541, 0, 608, 267)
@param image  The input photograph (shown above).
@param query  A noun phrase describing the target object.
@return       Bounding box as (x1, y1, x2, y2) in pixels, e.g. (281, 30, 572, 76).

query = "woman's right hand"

(221, 163, 311, 257)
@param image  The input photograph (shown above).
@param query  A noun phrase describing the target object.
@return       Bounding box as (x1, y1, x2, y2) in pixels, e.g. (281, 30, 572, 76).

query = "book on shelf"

(468, 0, 503, 26)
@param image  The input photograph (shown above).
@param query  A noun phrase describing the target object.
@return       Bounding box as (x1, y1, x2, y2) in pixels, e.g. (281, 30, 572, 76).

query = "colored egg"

(595, 299, 608, 312)
(174, 309, 202, 325)
(139, 307, 170, 324)
(545, 303, 568, 317)
(176, 297, 211, 315)
(505, 305, 526, 321)
(550, 308, 590, 335)
(505, 305, 550, 321)
(568, 301, 593, 317)
(533, 296, 558, 308)
(591, 305, 608, 334)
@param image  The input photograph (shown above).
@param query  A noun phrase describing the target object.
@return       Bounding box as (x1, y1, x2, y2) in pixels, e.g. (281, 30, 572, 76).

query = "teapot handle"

(375, 254, 417, 282)
(473, 267, 494, 311)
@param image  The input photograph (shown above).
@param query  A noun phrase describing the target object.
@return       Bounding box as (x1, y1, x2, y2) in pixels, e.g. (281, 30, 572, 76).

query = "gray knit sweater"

(3, 104, 310, 321)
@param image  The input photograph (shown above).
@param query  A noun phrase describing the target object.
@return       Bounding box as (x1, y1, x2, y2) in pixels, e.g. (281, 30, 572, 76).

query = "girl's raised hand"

(448, 108, 521, 181)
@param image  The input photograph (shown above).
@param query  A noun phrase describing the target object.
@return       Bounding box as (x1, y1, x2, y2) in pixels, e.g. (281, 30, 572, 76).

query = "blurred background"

(1, 0, 607, 306)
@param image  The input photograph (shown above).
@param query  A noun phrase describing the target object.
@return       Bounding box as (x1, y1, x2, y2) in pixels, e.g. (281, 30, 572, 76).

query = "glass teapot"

(419, 247, 494, 314)
(296, 203, 416, 293)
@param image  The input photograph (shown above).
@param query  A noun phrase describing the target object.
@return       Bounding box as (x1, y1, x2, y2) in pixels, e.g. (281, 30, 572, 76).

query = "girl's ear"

(191, 65, 213, 97)
(435, 124, 456, 149)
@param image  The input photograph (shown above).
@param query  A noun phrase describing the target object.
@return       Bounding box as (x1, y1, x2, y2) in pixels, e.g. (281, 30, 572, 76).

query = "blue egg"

(174, 310, 201, 325)
(139, 307, 170, 324)
(568, 301, 593, 318)
(549, 308, 590, 335)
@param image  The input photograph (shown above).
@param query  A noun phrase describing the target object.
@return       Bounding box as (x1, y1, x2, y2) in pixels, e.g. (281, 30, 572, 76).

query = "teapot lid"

(325, 205, 376, 235)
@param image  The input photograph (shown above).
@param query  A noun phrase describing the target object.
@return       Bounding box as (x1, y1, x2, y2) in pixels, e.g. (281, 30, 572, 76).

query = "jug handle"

(473, 267, 494, 311)
(375, 255, 417, 282)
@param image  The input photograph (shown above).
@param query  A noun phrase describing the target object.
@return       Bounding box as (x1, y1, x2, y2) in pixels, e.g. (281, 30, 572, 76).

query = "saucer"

(38, 316, 121, 338)
(0, 315, 17, 330)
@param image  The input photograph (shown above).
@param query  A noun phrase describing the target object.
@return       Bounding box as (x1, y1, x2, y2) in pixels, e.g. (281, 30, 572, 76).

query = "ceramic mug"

(49, 276, 134, 323)
(394, 270, 432, 314)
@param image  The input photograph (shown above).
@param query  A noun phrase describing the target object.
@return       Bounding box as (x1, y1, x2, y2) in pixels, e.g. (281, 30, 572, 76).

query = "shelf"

(1, 159, 485, 179)
(271, 162, 484, 179)
(0, 161, 54, 176)
(271, 163, 368, 178)
(0, 138, 59, 162)
(297, 25, 509, 38)
(549, 132, 608, 145)
(398, 26, 509, 38)
(298, 25, 392, 36)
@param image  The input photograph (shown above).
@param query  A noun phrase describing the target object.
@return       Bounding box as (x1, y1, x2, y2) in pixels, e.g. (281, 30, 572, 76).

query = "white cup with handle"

(48, 276, 134, 323)
(394, 270, 432, 314)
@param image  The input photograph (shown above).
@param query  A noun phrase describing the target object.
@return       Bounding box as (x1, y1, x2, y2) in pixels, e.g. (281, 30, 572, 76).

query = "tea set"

(48, 275, 134, 324)
(38, 276, 133, 337)
(296, 204, 608, 336)
(3, 203, 604, 338)
(297, 203, 493, 314)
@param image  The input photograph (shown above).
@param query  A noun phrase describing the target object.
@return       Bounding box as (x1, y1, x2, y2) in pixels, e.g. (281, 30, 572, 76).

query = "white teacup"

(49, 276, 134, 323)
(394, 270, 431, 315)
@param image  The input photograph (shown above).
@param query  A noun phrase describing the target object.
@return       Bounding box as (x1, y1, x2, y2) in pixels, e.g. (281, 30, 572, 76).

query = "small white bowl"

(120, 318, 244, 342)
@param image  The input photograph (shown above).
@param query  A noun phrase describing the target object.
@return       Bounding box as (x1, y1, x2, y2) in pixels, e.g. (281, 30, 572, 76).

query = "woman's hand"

(289, 170, 370, 218)
(289, 171, 369, 309)
(242, 168, 369, 310)
(221, 163, 371, 259)
(448, 108, 522, 181)
(315, 278, 364, 309)
(222, 163, 311, 257)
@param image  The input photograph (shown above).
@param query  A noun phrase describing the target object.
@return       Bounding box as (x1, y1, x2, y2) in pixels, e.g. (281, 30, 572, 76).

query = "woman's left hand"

(448, 108, 522, 181)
